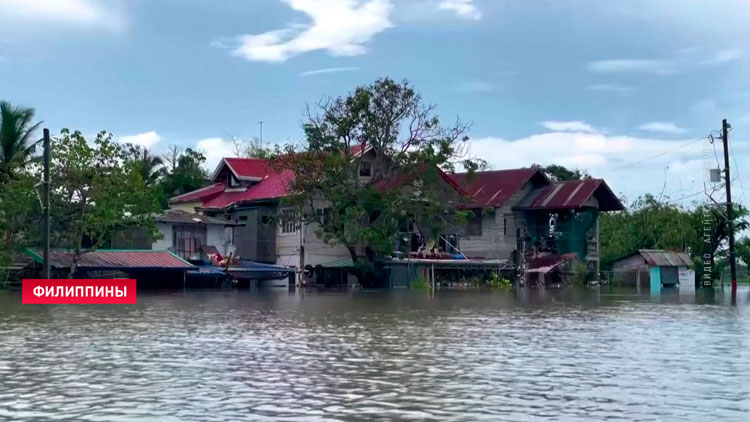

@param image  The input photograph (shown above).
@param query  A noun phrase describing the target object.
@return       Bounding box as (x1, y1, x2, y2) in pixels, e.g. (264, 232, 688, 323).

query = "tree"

(50, 129, 162, 275)
(0, 101, 42, 183)
(599, 193, 749, 282)
(231, 136, 275, 159)
(0, 173, 40, 283)
(125, 144, 164, 186)
(277, 78, 483, 287)
(533, 164, 590, 182)
(159, 147, 209, 205)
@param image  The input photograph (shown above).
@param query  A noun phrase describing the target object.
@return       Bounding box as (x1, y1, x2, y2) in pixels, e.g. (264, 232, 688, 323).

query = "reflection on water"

(0, 287, 748, 421)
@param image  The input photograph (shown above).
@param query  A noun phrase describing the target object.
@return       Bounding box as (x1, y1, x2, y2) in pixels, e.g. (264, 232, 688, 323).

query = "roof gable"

(209, 157, 271, 182)
(520, 179, 624, 211)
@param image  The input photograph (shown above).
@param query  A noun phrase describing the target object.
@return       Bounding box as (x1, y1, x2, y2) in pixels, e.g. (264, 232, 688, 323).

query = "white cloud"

(540, 121, 597, 133)
(638, 122, 687, 135)
(468, 131, 707, 205)
(699, 48, 743, 65)
(587, 59, 676, 75)
(0, 0, 122, 28)
(220, 0, 393, 63)
(299, 66, 360, 76)
(453, 80, 494, 93)
(195, 137, 236, 171)
(587, 83, 637, 94)
(119, 131, 163, 149)
(438, 0, 481, 20)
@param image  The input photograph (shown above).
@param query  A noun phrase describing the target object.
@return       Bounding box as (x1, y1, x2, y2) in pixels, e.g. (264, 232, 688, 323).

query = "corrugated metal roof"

(25, 249, 194, 270)
(521, 179, 624, 211)
(525, 253, 578, 273)
(449, 168, 547, 208)
(170, 182, 224, 204)
(224, 158, 271, 180)
(638, 249, 694, 267)
(202, 170, 295, 210)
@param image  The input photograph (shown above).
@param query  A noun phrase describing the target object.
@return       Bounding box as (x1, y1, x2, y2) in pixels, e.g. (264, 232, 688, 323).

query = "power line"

(603, 137, 705, 175)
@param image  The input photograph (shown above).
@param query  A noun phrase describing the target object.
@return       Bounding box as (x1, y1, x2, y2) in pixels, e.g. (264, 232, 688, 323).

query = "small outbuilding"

(611, 249, 695, 293)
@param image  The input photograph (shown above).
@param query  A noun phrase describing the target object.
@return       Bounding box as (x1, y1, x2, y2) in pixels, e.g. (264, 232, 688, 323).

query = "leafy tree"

(533, 163, 590, 182)
(0, 173, 40, 283)
(231, 136, 276, 159)
(159, 147, 209, 204)
(50, 129, 162, 275)
(0, 101, 42, 183)
(277, 78, 483, 287)
(599, 193, 749, 282)
(125, 144, 164, 186)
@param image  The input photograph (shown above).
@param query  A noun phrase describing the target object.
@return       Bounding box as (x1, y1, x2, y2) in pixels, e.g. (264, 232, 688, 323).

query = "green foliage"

(571, 260, 589, 286)
(158, 146, 209, 204)
(411, 277, 429, 289)
(50, 129, 163, 271)
(278, 78, 485, 286)
(0, 173, 40, 282)
(0, 101, 42, 183)
(534, 163, 590, 182)
(599, 193, 749, 282)
(489, 273, 512, 289)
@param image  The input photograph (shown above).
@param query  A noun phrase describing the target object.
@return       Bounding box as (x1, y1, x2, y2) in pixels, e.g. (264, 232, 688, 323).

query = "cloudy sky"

(2, 0, 750, 207)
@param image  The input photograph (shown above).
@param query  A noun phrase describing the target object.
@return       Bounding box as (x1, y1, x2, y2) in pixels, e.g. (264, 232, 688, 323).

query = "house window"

(467, 211, 482, 236)
(359, 160, 372, 177)
(503, 217, 507, 236)
(228, 174, 241, 188)
(316, 207, 332, 226)
(280, 209, 298, 234)
(173, 224, 207, 259)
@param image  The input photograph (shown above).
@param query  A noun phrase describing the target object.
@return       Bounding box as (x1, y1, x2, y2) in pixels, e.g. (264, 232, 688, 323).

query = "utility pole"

(42, 129, 51, 279)
(721, 119, 738, 299)
(259, 121, 264, 151)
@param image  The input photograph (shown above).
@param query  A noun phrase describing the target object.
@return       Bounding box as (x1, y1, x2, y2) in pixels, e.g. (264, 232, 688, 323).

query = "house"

(449, 168, 624, 280)
(170, 155, 623, 285)
(611, 249, 695, 293)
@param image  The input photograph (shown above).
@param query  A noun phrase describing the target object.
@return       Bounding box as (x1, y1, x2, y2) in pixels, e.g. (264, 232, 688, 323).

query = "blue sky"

(1, 0, 750, 206)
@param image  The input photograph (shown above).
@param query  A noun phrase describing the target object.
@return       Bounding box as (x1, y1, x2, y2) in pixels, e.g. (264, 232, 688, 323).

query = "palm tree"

(0, 101, 42, 182)
(127, 144, 164, 185)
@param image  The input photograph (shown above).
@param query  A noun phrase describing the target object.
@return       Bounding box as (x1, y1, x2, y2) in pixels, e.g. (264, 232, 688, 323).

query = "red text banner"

(22, 279, 137, 304)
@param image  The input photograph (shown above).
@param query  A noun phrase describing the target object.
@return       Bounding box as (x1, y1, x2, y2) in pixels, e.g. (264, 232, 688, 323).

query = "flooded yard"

(0, 287, 748, 421)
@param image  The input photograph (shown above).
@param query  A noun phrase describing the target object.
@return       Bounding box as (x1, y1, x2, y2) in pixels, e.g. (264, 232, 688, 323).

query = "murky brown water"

(0, 287, 748, 421)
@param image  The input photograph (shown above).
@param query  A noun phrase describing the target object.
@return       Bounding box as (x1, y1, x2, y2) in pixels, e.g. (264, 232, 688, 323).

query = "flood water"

(0, 287, 749, 421)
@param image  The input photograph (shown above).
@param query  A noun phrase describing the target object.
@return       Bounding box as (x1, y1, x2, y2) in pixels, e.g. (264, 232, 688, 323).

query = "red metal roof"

(523, 179, 624, 211)
(170, 182, 225, 204)
(526, 253, 578, 273)
(26, 249, 194, 270)
(223, 158, 271, 180)
(450, 168, 547, 208)
(202, 170, 295, 209)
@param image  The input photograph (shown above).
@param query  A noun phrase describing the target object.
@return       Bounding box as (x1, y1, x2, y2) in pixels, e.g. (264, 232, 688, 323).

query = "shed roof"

(637, 249, 694, 267)
(25, 249, 194, 270)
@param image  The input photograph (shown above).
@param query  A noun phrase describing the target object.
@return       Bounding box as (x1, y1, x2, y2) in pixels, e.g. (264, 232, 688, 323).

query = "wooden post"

(431, 263, 435, 293)
(636, 270, 641, 293)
